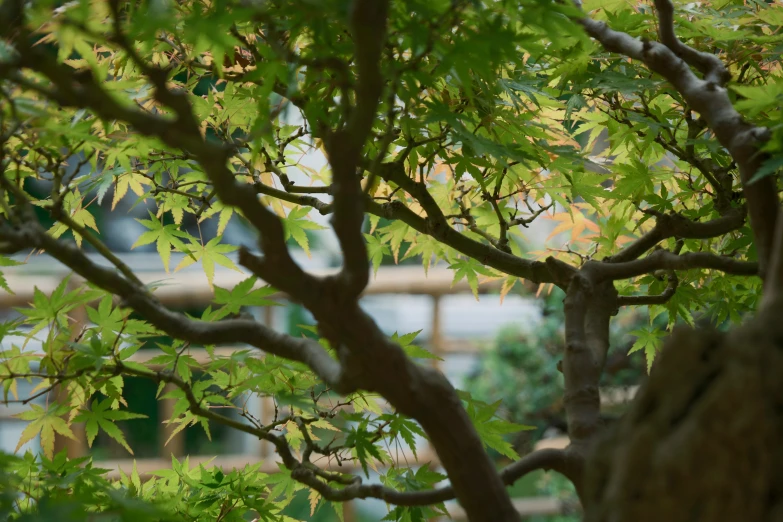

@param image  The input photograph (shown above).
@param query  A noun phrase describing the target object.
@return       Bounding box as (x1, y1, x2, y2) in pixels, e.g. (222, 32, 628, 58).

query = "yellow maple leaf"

(546, 206, 600, 242)
(536, 283, 556, 298)
(499, 276, 518, 304)
(113, 172, 152, 210)
(308, 489, 320, 517)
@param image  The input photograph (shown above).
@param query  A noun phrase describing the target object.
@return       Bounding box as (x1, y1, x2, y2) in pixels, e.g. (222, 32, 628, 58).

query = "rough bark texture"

(584, 302, 783, 522)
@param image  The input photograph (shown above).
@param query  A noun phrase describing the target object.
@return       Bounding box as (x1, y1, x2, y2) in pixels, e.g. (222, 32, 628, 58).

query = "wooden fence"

(0, 262, 642, 519)
(0, 264, 570, 519)
(0, 262, 637, 520)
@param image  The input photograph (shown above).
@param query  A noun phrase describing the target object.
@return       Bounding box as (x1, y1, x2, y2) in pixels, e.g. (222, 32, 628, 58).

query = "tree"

(0, 0, 781, 520)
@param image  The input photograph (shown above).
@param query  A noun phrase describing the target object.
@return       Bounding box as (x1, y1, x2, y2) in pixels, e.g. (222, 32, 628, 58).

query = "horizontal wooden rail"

(0, 265, 516, 307)
(444, 497, 565, 520)
(0, 340, 486, 373)
(99, 446, 438, 480)
(600, 385, 639, 406)
(126, 340, 486, 368)
(0, 384, 640, 421)
(534, 437, 570, 451)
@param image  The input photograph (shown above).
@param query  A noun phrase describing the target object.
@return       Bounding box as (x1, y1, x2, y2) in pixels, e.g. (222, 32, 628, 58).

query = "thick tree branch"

(617, 271, 679, 307)
(17, 349, 577, 509)
(252, 178, 333, 215)
(608, 207, 746, 263)
(110, 362, 360, 495)
(295, 295, 521, 520)
(559, 274, 616, 499)
(324, 0, 390, 299)
(7, 27, 568, 294)
(763, 216, 783, 309)
(345, 1, 390, 150)
(218, 174, 568, 286)
(0, 164, 529, 518)
(561, 276, 604, 444)
(589, 249, 757, 282)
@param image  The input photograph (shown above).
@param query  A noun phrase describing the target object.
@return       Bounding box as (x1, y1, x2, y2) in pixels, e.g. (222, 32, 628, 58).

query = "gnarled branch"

(609, 208, 746, 264)
(324, 0, 390, 299)
(617, 271, 679, 307)
(589, 249, 757, 282)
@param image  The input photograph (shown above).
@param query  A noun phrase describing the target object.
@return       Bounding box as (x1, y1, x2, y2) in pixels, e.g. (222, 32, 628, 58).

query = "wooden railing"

(0, 262, 639, 520)
(0, 263, 548, 519)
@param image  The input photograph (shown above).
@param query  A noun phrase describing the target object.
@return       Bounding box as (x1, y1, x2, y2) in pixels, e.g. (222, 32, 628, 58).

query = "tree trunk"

(583, 301, 783, 521)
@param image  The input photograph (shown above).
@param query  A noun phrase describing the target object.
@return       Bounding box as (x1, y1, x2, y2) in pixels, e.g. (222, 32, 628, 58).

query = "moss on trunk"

(584, 303, 783, 521)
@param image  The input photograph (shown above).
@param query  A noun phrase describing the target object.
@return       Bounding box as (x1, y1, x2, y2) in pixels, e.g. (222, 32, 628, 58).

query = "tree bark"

(316, 300, 521, 522)
(583, 300, 783, 522)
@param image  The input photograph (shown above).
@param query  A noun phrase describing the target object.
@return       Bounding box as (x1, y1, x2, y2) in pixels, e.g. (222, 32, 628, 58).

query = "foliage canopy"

(0, 0, 782, 520)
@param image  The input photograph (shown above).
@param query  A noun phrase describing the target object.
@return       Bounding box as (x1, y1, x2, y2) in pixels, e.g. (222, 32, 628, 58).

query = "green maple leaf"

(732, 82, 783, 117)
(378, 221, 412, 263)
(566, 171, 608, 211)
(146, 342, 198, 382)
(213, 275, 278, 319)
(283, 207, 327, 257)
(217, 205, 234, 235)
(197, 200, 234, 235)
(365, 233, 391, 276)
(462, 393, 534, 459)
(380, 465, 449, 521)
(73, 397, 147, 454)
(390, 330, 441, 361)
(112, 170, 152, 210)
(413, 464, 447, 487)
(402, 235, 443, 274)
(449, 258, 494, 300)
(46, 189, 99, 247)
(174, 236, 242, 288)
(86, 295, 127, 337)
(346, 424, 385, 477)
(70, 333, 110, 371)
(131, 211, 195, 272)
(0, 254, 23, 294)
(386, 414, 427, 459)
(15, 404, 77, 459)
(629, 327, 665, 373)
(16, 275, 100, 341)
(263, 465, 306, 503)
